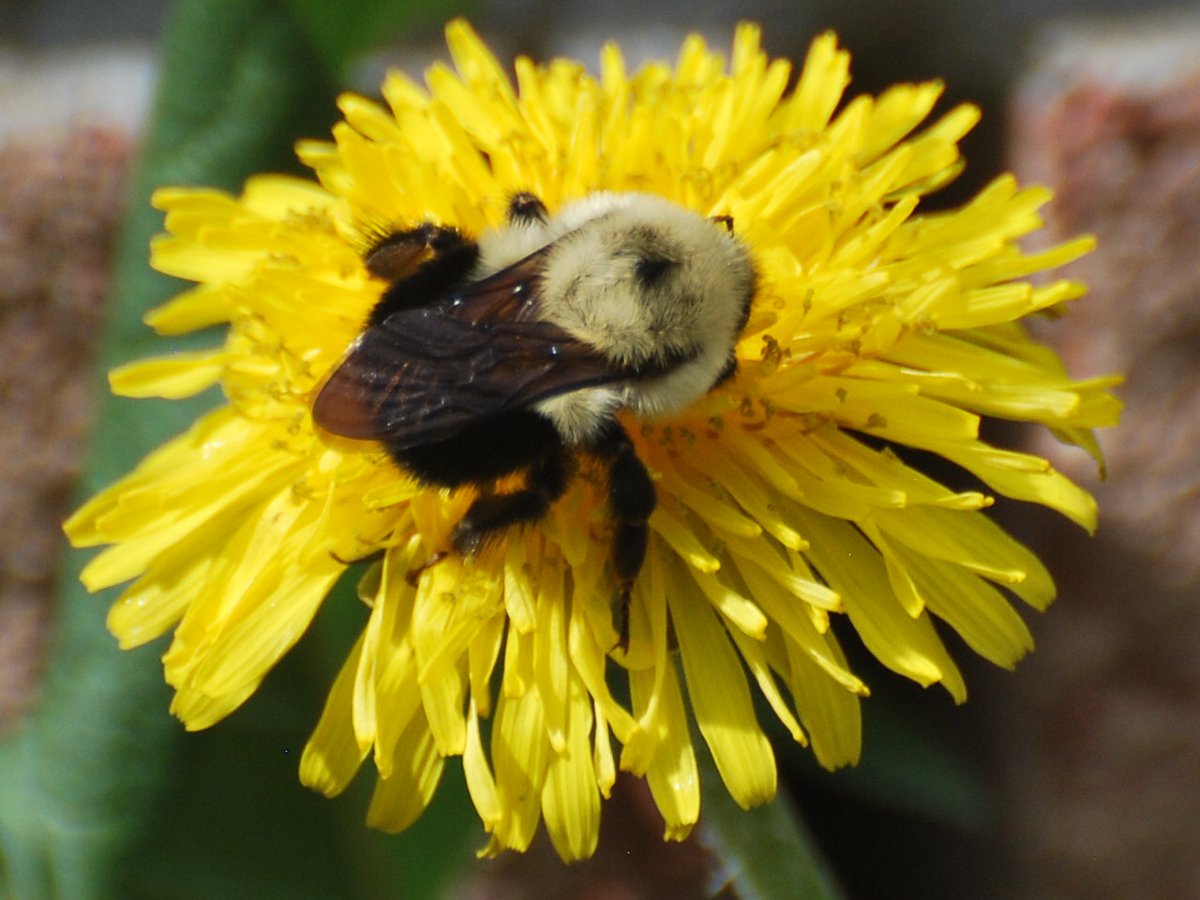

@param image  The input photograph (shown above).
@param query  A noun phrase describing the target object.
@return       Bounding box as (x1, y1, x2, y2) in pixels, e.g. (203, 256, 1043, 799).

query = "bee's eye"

(635, 253, 677, 287)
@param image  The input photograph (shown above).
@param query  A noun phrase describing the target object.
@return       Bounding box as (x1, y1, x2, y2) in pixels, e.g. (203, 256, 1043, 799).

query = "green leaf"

(283, 0, 472, 75)
(0, 1, 340, 897)
(697, 751, 846, 900)
(124, 657, 362, 900)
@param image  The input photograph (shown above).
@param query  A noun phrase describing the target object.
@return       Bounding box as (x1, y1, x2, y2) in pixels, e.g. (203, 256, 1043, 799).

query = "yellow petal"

(900, 548, 1036, 669)
(794, 509, 967, 702)
(366, 550, 422, 775)
(109, 350, 227, 398)
(782, 31, 849, 132)
(490, 687, 550, 852)
(726, 626, 808, 745)
(366, 713, 445, 832)
(534, 562, 570, 753)
(592, 702, 617, 800)
(781, 631, 863, 769)
(464, 698, 502, 834)
(541, 676, 600, 861)
(301, 632, 370, 796)
(940, 442, 1098, 532)
(668, 558, 776, 809)
(874, 504, 1055, 609)
(628, 660, 700, 839)
(650, 504, 721, 574)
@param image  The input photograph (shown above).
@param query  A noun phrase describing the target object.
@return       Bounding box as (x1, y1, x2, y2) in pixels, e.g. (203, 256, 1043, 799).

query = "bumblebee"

(314, 192, 755, 637)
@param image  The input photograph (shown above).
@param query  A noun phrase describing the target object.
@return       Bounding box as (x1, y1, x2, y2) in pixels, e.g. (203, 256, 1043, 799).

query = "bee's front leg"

(364, 223, 473, 281)
(365, 224, 480, 324)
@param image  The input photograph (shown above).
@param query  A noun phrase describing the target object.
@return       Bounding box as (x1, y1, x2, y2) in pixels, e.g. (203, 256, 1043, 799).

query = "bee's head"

(538, 193, 756, 372)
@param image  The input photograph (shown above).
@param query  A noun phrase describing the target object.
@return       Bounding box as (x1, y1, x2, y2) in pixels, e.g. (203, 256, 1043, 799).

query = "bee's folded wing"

(313, 261, 631, 448)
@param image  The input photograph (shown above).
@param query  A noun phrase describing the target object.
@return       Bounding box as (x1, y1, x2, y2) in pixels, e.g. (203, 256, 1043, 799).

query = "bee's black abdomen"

(390, 410, 564, 489)
(390, 408, 572, 558)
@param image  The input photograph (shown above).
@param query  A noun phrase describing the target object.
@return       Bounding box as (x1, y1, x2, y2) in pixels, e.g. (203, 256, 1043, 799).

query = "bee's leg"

(364, 222, 472, 281)
(589, 423, 656, 649)
(451, 448, 571, 556)
(506, 192, 548, 225)
(330, 547, 385, 566)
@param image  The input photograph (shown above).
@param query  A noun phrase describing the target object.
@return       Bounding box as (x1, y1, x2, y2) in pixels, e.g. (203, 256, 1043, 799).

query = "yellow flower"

(65, 21, 1119, 861)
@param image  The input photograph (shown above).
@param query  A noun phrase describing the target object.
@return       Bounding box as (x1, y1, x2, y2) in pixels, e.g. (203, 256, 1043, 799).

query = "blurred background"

(0, 0, 1187, 200)
(2, 1, 1197, 898)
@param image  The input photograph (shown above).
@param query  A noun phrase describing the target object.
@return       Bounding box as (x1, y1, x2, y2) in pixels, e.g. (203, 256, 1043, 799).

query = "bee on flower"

(65, 20, 1120, 861)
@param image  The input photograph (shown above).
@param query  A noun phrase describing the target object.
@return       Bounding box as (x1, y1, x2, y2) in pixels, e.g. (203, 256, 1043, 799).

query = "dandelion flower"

(65, 21, 1120, 861)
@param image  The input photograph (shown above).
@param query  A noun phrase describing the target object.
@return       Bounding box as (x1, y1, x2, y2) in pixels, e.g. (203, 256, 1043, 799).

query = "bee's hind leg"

(451, 449, 571, 556)
(588, 423, 656, 649)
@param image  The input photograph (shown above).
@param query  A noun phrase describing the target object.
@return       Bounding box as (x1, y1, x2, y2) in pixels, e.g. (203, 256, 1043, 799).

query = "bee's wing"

(313, 251, 631, 448)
